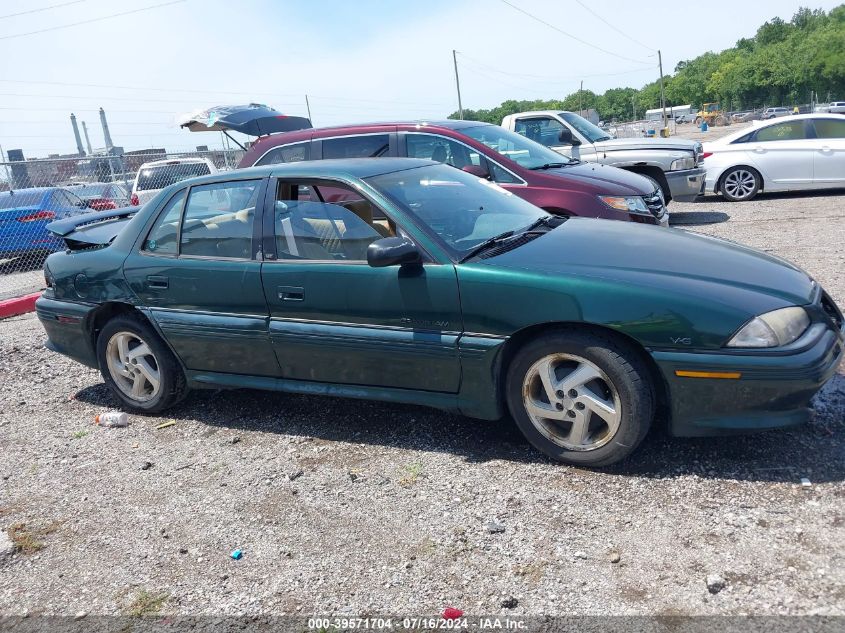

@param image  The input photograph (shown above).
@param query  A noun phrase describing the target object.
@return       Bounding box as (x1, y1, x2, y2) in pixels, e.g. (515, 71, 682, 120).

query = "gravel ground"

(1, 190, 843, 619)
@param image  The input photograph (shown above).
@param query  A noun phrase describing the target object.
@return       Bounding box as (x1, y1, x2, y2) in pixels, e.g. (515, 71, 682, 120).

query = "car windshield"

(0, 191, 44, 209)
(460, 124, 571, 170)
(366, 163, 549, 259)
(136, 163, 210, 191)
(559, 112, 613, 143)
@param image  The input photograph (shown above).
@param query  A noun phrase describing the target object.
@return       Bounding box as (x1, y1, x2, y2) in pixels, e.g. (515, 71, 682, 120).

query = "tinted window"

(143, 191, 186, 255)
(754, 121, 806, 142)
(255, 142, 311, 166)
(180, 180, 261, 258)
(136, 162, 211, 191)
(513, 117, 566, 147)
(406, 134, 482, 168)
(321, 135, 389, 159)
(273, 181, 387, 261)
(64, 190, 85, 207)
(813, 118, 845, 139)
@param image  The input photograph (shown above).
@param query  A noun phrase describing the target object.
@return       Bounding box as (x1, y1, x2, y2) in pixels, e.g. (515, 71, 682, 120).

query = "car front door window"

(513, 117, 566, 148)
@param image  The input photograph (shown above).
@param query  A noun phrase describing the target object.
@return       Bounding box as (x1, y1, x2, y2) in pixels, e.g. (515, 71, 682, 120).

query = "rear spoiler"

(47, 207, 138, 237)
(47, 207, 138, 251)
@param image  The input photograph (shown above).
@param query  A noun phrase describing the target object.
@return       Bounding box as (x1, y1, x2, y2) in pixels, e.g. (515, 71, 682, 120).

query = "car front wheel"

(720, 166, 761, 202)
(96, 314, 186, 412)
(506, 331, 654, 467)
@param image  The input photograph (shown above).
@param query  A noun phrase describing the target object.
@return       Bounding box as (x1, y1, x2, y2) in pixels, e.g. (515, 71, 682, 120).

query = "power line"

(0, 0, 185, 41)
(574, 0, 657, 53)
(457, 51, 654, 83)
(0, 0, 86, 20)
(497, 0, 651, 65)
(0, 91, 303, 106)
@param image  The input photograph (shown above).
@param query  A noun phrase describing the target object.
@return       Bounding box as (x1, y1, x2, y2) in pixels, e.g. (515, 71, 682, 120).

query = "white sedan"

(701, 114, 845, 202)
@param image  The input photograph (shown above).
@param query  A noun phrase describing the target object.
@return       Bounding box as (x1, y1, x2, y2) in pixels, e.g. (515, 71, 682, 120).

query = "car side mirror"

(558, 127, 581, 146)
(461, 164, 490, 179)
(367, 236, 422, 268)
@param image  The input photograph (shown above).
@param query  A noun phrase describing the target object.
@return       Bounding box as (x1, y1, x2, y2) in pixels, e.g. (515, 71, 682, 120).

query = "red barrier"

(0, 292, 41, 319)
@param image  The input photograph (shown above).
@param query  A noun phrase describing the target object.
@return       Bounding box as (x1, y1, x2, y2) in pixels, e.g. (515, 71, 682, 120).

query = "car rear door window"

(406, 134, 482, 168)
(812, 118, 845, 139)
(754, 121, 806, 142)
(321, 135, 390, 159)
(180, 180, 261, 259)
(255, 142, 311, 166)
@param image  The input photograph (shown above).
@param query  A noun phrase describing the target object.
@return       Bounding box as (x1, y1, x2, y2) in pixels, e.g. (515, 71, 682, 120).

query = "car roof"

(138, 157, 212, 168)
(180, 157, 439, 187)
(0, 187, 54, 197)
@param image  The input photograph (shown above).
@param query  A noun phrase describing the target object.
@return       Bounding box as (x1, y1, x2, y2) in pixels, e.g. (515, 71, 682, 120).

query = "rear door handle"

(147, 275, 169, 289)
(278, 285, 304, 301)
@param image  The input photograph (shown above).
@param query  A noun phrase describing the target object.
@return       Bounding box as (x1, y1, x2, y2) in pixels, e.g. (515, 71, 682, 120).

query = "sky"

(0, 0, 841, 157)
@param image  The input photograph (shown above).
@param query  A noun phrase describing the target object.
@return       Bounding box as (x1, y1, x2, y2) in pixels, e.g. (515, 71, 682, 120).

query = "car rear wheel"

(720, 166, 761, 202)
(506, 331, 654, 467)
(96, 315, 186, 412)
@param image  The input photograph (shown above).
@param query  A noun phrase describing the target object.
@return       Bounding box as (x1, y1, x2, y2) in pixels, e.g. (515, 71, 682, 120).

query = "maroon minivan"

(238, 120, 667, 226)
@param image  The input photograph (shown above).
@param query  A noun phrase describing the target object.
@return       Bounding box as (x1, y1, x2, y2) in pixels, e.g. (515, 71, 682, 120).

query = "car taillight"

(18, 210, 56, 223)
(701, 152, 713, 159)
(89, 198, 117, 210)
(130, 193, 139, 206)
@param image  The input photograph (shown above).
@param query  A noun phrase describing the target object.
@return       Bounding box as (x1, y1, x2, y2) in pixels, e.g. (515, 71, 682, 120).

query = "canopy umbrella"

(177, 103, 312, 149)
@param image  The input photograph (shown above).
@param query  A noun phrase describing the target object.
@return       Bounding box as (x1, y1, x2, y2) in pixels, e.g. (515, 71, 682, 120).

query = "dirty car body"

(36, 159, 844, 466)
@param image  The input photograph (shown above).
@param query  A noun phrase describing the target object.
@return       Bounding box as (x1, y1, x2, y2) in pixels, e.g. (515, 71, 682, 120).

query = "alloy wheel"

(105, 331, 161, 403)
(723, 169, 757, 200)
(521, 353, 622, 451)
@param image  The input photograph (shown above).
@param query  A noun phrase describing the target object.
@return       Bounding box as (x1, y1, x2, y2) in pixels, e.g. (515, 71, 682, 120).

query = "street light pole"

(452, 50, 463, 120)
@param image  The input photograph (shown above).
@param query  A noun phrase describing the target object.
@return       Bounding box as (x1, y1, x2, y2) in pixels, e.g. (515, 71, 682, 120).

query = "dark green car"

(36, 158, 844, 466)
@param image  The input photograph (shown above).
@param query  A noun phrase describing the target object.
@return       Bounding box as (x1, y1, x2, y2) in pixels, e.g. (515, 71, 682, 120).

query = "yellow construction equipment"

(694, 102, 731, 127)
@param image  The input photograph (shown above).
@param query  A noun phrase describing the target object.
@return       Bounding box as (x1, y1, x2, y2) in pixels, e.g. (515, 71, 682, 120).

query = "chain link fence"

(0, 149, 244, 300)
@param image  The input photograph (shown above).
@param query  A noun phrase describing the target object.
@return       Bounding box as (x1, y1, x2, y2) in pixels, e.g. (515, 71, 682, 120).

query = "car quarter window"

(321, 134, 390, 159)
(255, 141, 311, 166)
(754, 121, 806, 142)
(173, 180, 261, 259)
(812, 118, 845, 139)
(143, 190, 187, 255)
(272, 180, 392, 262)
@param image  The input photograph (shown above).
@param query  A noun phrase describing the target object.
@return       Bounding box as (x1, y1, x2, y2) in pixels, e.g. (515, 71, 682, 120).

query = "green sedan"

(36, 158, 844, 466)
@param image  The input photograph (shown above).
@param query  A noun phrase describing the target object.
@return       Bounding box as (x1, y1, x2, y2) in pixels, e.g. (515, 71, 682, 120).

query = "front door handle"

(147, 275, 169, 289)
(278, 285, 304, 301)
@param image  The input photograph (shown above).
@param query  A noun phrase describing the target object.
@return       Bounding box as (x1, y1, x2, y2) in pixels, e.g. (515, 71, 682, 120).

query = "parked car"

(130, 157, 216, 206)
(702, 114, 845, 201)
(500, 111, 705, 203)
(237, 120, 668, 226)
(37, 159, 843, 466)
(68, 183, 132, 210)
(0, 187, 90, 259)
(761, 107, 791, 119)
(828, 102, 845, 114)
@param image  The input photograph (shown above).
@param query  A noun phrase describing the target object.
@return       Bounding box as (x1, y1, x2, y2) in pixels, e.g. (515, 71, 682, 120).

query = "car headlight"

(726, 307, 810, 348)
(670, 157, 695, 171)
(598, 195, 650, 215)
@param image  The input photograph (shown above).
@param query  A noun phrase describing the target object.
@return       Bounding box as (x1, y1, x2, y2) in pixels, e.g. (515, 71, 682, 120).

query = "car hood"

(594, 137, 698, 152)
(537, 162, 654, 196)
(485, 218, 815, 308)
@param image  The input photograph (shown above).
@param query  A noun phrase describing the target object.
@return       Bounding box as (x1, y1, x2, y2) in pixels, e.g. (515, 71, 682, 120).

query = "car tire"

(96, 314, 187, 413)
(719, 166, 761, 202)
(505, 330, 654, 467)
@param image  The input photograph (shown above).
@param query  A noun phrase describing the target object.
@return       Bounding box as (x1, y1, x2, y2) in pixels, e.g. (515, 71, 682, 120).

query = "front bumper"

(653, 321, 844, 437)
(665, 167, 707, 201)
(35, 294, 99, 368)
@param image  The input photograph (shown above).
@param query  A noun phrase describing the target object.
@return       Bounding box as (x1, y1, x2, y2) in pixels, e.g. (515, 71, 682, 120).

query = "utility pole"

(452, 50, 463, 120)
(305, 94, 313, 122)
(632, 94, 637, 121)
(658, 49, 668, 133)
(579, 80, 583, 116)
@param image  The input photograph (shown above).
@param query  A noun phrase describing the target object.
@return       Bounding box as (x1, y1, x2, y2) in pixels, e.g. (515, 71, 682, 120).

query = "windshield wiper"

(519, 215, 558, 233)
(458, 229, 516, 263)
(594, 136, 612, 142)
(529, 162, 569, 170)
